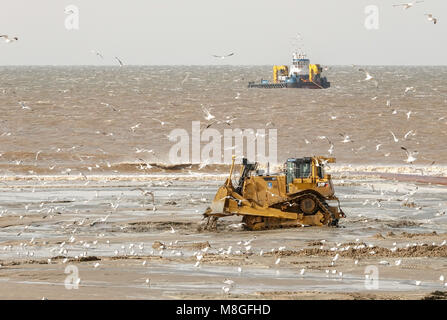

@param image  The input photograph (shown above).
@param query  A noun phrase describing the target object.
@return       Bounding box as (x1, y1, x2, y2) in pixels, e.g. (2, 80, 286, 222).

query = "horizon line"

(0, 64, 446, 67)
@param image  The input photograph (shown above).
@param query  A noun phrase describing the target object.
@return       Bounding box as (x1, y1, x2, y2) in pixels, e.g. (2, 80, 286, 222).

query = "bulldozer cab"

(287, 158, 312, 181)
(203, 155, 345, 231)
(285, 158, 324, 191)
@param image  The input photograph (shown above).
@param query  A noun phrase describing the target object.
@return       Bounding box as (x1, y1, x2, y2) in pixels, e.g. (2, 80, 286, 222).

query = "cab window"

(286, 161, 296, 184)
(317, 166, 324, 178)
(297, 162, 311, 178)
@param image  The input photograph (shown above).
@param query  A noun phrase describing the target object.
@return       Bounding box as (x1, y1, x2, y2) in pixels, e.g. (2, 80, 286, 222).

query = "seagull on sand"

(212, 53, 235, 59)
(133, 187, 155, 210)
(223, 279, 235, 286)
(392, 1, 424, 10)
(0, 35, 18, 43)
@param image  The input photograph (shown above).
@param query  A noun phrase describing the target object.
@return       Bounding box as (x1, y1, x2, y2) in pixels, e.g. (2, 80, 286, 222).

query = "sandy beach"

(0, 171, 446, 300)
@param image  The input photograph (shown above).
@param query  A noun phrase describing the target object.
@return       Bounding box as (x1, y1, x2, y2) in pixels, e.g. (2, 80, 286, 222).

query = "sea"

(0, 65, 446, 178)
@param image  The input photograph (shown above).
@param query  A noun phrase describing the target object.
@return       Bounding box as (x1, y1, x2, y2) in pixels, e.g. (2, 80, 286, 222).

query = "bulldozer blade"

(208, 185, 231, 215)
(200, 214, 219, 231)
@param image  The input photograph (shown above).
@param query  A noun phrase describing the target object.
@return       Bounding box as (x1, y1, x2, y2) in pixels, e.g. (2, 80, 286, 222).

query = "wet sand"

(0, 173, 446, 300)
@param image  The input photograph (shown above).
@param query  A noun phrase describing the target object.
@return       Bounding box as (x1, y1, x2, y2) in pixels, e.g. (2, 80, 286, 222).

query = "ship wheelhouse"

(289, 52, 310, 77)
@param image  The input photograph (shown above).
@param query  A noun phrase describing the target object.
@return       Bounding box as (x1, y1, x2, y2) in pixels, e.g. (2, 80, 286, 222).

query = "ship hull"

(248, 81, 330, 89)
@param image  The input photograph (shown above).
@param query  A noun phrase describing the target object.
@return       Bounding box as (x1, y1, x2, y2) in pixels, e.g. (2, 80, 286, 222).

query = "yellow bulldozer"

(203, 156, 345, 231)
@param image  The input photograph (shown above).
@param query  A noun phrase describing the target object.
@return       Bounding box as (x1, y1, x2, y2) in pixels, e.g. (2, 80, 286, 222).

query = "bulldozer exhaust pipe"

(226, 155, 236, 187)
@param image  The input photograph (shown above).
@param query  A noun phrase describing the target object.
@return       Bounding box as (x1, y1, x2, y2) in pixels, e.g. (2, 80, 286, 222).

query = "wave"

(1, 162, 447, 186)
(328, 164, 447, 177)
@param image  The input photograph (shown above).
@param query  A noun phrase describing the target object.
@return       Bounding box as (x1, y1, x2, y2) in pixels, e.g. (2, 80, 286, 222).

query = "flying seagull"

(401, 146, 418, 163)
(390, 131, 399, 143)
(152, 118, 169, 126)
(339, 133, 353, 143)
(91, 50, 104, 59)
(100, 102, 119, 112)
(358, 69, 379, 87)
(19, 101, 31, 110)
(181, 72, 190, 86)
(212, 53, 235, 59)
(404, 130, 416, 139)
(114, 56, 124, 66)
(404, 86, 416, 94)
(205, 116, 236, 129)
(202, 106, 215, 121)
(392, 1, 424, 9)
(65, 7, 76, 14)
(326, 138, 334, 155)
(0, 35, 18, 43)
(425, 14, 438, 24)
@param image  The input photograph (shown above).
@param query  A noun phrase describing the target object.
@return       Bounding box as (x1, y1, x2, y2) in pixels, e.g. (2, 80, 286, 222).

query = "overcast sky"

(0, 0, 446, 65)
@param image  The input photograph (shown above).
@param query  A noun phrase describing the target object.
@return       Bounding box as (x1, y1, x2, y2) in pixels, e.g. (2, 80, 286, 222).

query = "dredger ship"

(248, 51, 330, 89)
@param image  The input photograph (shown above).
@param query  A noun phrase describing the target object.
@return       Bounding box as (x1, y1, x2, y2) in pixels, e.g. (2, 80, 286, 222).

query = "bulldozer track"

(202, 192, 339, 231)
(276, 191, 334, 216)
(242, 192, 337, 231)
